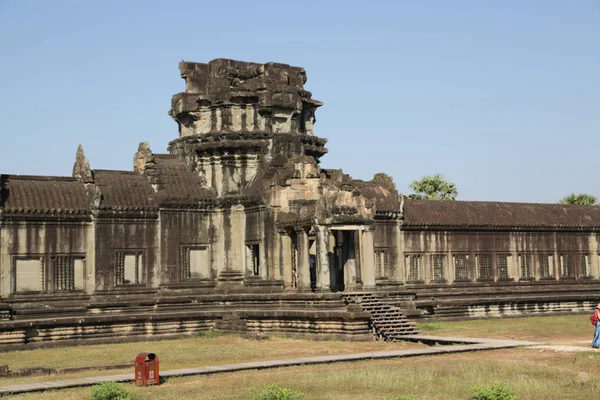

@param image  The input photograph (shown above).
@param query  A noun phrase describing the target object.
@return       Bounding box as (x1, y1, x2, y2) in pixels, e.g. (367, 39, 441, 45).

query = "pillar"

(394, 223, 405, 283)
(295, 227, 311, 290)
(353, 230, 362, 287)
(280, 230, 293, 287)
(590, 234, 599, 279)
(315, 225, 330, 291)
(360, 227, 376, 289)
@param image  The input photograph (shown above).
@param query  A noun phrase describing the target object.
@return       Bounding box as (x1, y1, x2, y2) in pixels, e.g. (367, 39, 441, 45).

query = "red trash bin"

(134, 352, 160, 386)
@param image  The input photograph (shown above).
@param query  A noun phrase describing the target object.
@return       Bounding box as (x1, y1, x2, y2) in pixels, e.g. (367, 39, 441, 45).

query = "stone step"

(373, 320, 414, 326)
(344, 294, 419, 342)
(370, 312, 404, 317)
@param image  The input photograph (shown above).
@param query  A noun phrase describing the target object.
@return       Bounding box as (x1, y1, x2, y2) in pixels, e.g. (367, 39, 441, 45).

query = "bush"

(252, 384, 304, 400)
(90, 382, 139, 400)
(196, 329, 222, 338)
(471, 381, 520, 400)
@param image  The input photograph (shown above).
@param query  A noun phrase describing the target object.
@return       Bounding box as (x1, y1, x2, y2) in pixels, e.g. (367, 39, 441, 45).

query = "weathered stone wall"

(372, 221, 403, 285)
(159, 209, 213, 283)
(94, 217, 158, 290)
(398, 229, 600, 284)
(0, 221, 93, 295)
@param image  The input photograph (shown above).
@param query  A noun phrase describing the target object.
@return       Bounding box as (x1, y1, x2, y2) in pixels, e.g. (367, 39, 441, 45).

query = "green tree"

(409, 174, 458, 200)
(558, 193, 598, 205)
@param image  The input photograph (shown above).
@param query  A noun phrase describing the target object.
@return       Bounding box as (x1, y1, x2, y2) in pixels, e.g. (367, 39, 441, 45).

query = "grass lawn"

(0, 334, 425, 386)
(3, 314, 600, 399)
(8, 348, 600, 399)
(417, 314, 595, 346)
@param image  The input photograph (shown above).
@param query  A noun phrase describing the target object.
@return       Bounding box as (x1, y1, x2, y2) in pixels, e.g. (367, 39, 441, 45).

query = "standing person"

(593, 304, 600, 349)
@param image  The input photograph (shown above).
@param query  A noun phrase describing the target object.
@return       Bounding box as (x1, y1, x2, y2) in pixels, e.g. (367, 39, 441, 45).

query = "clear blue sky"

(0, 1, 598, 203)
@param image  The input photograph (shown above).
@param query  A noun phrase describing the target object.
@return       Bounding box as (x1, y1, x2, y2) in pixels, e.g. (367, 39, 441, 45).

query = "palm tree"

(409, 174, 458, 200)
(558, 193, 598, 205)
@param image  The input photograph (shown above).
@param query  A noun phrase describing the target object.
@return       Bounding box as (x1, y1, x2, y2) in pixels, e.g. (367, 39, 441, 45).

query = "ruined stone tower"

(168, 59, 325, 196)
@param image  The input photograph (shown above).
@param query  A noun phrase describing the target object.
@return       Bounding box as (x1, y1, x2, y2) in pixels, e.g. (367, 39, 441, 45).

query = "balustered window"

(246, 244, 260, 276)
(431, 254, 446, 282)
(375, 249, 388, 278)
(579, 254, 591, 278)
(497, 253, 511, 280)
(405, 254, 424, 282)
(52, 256, 75, 291)
(453, 254, 470, 281)
(182, 246, 210, 280)
(518, 253, 533, 280)
(559, 253, 574, 278)
(115, 251, 143, 285)
(476, 254, 492, 280)
(539, 253, 554, 278)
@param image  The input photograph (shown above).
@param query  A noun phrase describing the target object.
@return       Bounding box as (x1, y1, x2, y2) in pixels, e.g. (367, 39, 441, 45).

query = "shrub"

(471, 381, 520, 400)
(196, 329, 222, 338)
(90, 382, 139, 400)
(252, 384, 304, 400)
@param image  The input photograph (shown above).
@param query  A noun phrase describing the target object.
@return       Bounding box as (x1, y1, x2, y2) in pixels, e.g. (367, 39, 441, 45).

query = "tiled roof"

(0, 175, 90, 215)
(152, 155, 213, 204)
(93, 170, 156, 210)
(354, 181, 400, 211)
(403, 199, 600, 228)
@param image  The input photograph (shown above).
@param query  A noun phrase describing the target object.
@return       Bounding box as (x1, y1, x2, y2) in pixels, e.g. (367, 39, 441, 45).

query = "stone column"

(353, 230, 362, 287)
(279, 229, 292, 287)
(0, 223, 9, 296)
(295, 227, 311, 290)
(590, 234, 599, 279)
(212, 211, 227, 277)
(86, 221, 96, 293)
(394, 223, 405, 283)
(508, 234, 519, 281)
(315, 225, 330, 291)
(360, 227, 376, 289)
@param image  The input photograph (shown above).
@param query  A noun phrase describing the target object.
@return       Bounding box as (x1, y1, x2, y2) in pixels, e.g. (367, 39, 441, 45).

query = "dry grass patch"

(9, 349, 600, 400)
(418, 314, 594, 345)
(0, 333, 424, 385)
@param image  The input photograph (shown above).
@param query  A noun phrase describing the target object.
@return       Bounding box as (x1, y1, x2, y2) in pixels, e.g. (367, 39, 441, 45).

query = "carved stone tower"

(168, 59, 326, 196)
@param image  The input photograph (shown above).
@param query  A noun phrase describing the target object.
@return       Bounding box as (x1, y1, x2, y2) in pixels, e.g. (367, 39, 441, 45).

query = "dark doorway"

(329, 230, 356, 292)
(309, 254, 317, 291)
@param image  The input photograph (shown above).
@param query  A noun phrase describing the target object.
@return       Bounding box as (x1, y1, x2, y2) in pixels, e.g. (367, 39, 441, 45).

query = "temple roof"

(151, 155, 214, 204)
(354, 181, 400, 211)
(403, 199, 600, 229)
(93, 170, 156, 210)
(0, 175, 90, 215)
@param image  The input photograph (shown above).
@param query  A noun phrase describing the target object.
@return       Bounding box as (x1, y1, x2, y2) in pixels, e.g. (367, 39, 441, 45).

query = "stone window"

(246, 243, 260, 276)
(453, 254, 470, 281)
(518, 253, 533, 280)
(115, 251, 143, 285)
(182, 246, 211, 280)
(14, 257, 44, 292)
(375, 249, 388, 278)
(430, 254, 446, 282)
(476, 254, 492, 280)
(559, 253, 574, 278)
(52, 256, 85, 291)
(405, 254, 424, 282)
(579, 254, 591, 278)
(497, 254, 511, 280)
(539, 253, 554, 278)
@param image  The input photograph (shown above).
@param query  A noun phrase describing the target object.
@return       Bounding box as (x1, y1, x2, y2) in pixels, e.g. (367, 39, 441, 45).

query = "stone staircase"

(344, 293, 418, 341)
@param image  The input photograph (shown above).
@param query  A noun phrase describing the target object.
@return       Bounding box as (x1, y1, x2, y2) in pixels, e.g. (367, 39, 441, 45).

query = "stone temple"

(1, 59, 600, 346)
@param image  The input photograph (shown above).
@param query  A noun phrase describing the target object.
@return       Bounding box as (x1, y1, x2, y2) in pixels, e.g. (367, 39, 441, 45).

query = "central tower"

(168, 59, 326, 196)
